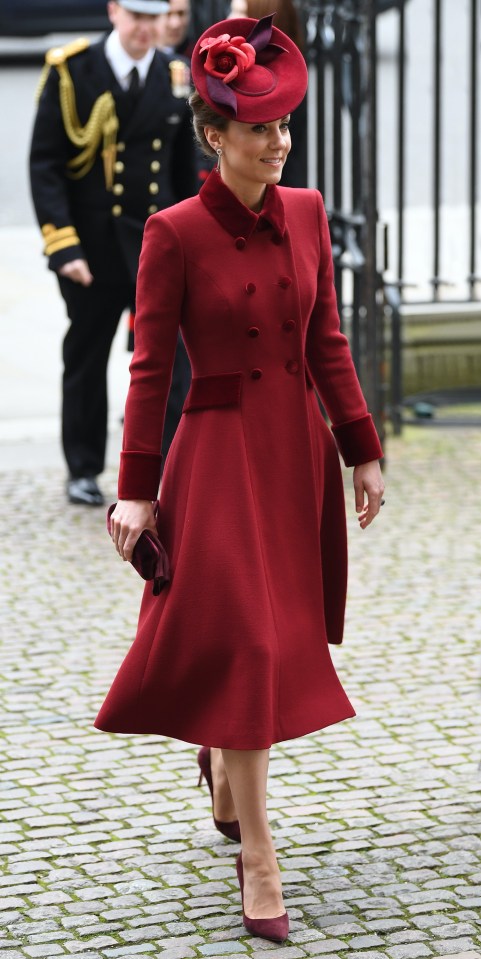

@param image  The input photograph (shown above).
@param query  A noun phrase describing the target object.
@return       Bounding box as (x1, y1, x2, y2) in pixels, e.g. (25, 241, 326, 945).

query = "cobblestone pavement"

(1, 427, 481, 959)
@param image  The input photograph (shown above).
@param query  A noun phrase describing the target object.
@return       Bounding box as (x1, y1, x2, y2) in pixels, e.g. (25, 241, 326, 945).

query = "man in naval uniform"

(29, 0, 196, 505)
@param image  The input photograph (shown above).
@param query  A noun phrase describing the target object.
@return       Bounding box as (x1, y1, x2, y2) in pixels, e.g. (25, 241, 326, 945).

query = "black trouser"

(59, 276, 190, 479)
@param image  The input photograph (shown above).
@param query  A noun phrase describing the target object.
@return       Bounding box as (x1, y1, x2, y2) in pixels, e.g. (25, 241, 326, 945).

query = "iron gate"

(300, 0, 481, 434)
(192, 1, 481, 438)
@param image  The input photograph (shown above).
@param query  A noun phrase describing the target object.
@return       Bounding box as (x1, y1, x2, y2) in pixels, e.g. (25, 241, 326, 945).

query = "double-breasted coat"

(95, 170, 383, 750)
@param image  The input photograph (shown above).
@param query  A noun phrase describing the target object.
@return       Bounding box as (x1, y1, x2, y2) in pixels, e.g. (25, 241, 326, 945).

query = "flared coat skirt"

(95, 377, 356, 748)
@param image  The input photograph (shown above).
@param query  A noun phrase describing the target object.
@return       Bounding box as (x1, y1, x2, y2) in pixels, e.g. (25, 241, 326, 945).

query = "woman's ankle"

(239, 849, 285, 918)
(241, 844, 279, 873)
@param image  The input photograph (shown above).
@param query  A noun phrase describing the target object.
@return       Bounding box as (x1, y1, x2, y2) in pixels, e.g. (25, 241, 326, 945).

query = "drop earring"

(216, 148, 222, 172)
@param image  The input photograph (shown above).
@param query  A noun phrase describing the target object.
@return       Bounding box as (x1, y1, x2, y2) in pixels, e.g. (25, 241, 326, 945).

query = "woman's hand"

(353, 460, 385, 529)
(109, 500, 157, 562)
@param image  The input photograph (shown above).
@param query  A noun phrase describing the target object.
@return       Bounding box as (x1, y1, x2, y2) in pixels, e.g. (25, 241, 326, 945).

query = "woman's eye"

(252, 125, 266, 133)
(280, 123, 290, 130)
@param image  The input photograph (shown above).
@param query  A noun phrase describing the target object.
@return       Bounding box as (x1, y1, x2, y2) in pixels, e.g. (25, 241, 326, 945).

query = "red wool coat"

(95, 171, 383, 749)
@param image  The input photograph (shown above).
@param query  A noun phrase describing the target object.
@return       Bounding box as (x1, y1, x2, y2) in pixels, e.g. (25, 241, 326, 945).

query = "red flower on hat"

(200, 33, 256, 85)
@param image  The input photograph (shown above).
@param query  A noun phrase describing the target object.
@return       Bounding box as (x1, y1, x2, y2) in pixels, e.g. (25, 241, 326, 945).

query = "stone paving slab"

(1, 426, 481, 958)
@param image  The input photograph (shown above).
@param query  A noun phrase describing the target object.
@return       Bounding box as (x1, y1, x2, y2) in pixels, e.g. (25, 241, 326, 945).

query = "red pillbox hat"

(191, 14, 308, 123)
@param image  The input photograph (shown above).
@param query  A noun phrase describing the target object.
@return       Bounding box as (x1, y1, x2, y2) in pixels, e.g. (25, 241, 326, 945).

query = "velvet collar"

(199, 170, 286, 241)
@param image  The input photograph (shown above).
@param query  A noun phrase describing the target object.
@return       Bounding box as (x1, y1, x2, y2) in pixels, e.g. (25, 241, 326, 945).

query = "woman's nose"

(270, 128, 286, 149)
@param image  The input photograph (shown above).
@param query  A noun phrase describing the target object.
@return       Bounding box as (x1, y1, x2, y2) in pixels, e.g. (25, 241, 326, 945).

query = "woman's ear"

(204, 125, 222, 154)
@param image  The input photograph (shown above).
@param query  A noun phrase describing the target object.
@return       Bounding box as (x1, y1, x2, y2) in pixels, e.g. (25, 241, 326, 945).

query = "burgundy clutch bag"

(106, 503, 170, 596)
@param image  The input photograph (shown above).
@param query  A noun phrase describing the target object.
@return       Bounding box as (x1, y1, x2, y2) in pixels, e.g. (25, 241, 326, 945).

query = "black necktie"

(128, 66, 140, 96)
(123, 66, 140, 118)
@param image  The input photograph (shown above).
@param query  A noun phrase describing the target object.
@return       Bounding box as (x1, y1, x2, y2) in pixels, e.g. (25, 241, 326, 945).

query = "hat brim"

(117, 0, 169, 14)
(191, 16, 307, 124)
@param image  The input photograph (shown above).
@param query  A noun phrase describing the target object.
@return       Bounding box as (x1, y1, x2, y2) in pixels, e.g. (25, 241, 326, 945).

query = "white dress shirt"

(105, 30, 155, 90)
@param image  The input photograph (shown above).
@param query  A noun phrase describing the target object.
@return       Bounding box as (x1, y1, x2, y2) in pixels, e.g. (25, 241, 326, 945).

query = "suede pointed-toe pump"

(197, 746, 241, 842)
(236, 852, 289, 943)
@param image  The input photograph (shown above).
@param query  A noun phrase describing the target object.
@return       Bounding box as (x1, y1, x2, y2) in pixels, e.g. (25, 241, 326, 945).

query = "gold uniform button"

(149, 182, 159, 195)
(114, 160, 124, 173)
(148, 204, 158, 214)
(117, 141, 126, 152)
(152, 138, 162, 150)
(113, 183, 124, 195)
(150, 160, 161, 173)
(112, 205, 122, 217)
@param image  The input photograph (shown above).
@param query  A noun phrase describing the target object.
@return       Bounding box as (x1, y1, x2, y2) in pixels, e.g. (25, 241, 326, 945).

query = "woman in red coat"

(97, 14, 384, 944)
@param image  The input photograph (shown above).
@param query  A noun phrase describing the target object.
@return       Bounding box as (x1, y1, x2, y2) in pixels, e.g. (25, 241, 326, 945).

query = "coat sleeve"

(29, 65, 86, 272)
(118, 213, 185, 500)
(305, 192, 383, 466)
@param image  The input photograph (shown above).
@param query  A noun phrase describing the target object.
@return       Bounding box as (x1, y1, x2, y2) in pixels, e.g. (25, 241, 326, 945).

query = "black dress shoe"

(67, 477, 105, 506)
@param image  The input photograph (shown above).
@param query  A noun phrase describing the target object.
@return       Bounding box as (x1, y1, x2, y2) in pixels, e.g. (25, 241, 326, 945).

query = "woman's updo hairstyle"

(189, 90, 229, 158)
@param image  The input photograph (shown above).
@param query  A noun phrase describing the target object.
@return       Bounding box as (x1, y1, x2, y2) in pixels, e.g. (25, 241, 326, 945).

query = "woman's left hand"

(353, 460, 385, 529)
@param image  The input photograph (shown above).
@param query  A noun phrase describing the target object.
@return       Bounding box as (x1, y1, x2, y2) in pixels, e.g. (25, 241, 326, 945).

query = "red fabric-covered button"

(235, 237, 246, 250)
(251, 368, 263, 380)
(282, 319, 295, 332)
(285, 360, 299, 374)
(271, 234, 283, 245)
(245, 282, 256, 294)
(278, 275, 292, 288)
(247, 326, 260, 337)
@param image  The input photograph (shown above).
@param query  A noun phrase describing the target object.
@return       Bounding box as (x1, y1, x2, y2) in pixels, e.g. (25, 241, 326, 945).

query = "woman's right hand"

(109, 500, 157, 562)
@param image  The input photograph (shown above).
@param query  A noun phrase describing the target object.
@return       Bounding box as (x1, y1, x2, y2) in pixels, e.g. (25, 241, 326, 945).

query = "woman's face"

(211, 116, 291, 195)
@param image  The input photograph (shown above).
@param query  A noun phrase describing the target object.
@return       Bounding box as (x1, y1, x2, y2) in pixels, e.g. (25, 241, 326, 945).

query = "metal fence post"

(357, 0, 386, 449)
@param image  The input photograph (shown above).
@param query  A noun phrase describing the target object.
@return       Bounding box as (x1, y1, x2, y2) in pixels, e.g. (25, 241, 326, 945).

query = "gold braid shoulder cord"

(37, 42, 119, 190)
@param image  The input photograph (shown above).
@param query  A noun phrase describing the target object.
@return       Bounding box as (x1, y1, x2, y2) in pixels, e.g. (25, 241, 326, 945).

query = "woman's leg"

(210, 747, 237, 822)
(221, 748, 285, 919)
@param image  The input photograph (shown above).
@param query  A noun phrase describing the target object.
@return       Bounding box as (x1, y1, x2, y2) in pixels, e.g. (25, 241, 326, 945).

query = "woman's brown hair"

(189, 90, 230, 157)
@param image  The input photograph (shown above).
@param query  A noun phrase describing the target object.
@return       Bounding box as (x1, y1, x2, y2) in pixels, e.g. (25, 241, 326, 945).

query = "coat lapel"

(85, 38, 123, 100)
(82, 42, 170, 140)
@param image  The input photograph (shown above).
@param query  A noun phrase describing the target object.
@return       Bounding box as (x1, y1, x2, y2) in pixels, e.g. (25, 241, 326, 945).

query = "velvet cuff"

(118, 451, 162, 501)
(332, 414, 383, 467)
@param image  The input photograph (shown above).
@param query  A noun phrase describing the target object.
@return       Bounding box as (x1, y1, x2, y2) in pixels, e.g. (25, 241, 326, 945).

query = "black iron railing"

(191, 0, 481, 435)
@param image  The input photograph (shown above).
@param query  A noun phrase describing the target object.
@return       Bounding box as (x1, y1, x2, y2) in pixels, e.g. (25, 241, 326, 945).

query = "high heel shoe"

(236, 852, 289, 943)
(197, 746, 241, 842)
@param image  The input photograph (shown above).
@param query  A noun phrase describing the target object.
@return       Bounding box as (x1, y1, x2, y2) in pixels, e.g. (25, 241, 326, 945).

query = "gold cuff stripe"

(45, 236, 81, 256)
(41, 224, 78, 240)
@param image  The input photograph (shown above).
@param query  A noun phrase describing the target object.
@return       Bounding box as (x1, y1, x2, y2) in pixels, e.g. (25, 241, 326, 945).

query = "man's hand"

(58, 259, 94, 286)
